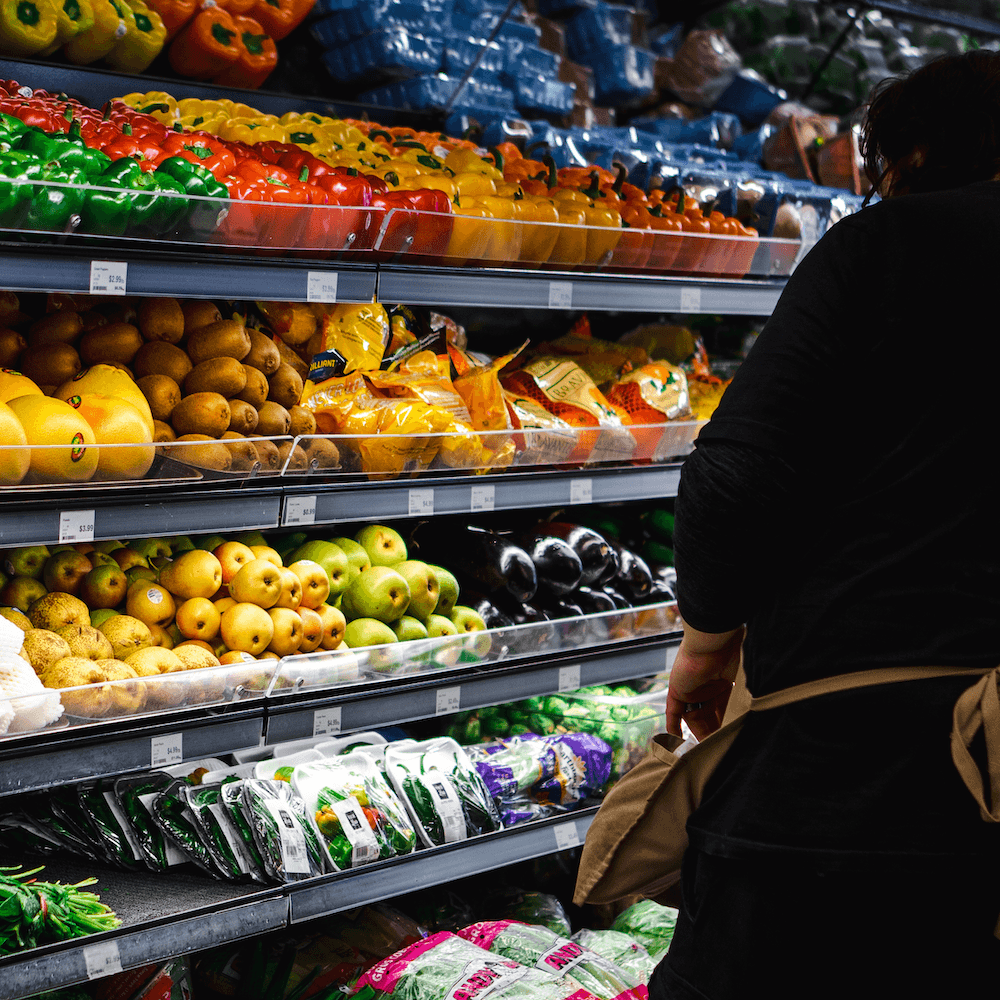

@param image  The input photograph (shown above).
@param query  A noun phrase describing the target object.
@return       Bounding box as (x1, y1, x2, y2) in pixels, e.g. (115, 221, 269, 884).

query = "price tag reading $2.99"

(306, 271, 338, 303)
(435, 686, 461, 715)
(89, 261, 128, 296)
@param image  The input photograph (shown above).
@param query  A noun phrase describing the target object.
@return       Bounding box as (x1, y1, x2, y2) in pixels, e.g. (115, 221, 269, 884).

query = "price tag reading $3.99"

(59, 509, 95, 544)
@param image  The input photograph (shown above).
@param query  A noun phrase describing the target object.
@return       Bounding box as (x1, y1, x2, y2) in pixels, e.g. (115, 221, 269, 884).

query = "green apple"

(91, 540, 125, 554)
(395, 560, 439, 621)
(391, 615, 429, 642)
(42, 549, 93, 596)
(430, 565, 460, 617)
(194, 534, 227, 552)
(132, 538, 173, 561)
(331, 537, 371, 586)
(341, 566, 410, 624)
(354, 524, 407, 568)
(344, 618, 398, 648)
(168, 535, 196, 553)
(275, 532, 308, 561)
(424, 613, 458, 638)
(235, 530, 269, 548)
(124, 565, 158, 588)
(3, 545, 50, 580)
(289, 540, 349, 597)
(90, 550, 119, 568)
(450, 605, 487, 633)
(0, 569, 7, 592)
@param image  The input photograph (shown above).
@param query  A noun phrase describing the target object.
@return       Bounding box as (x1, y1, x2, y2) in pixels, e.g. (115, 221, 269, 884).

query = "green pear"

(289, 540, 349, 597)
(450, 605, 487, 633)
(354, 524, 407, 568)
(430, 565, 460, 617)
(3, 545, 50, 580)
(331, 537, 371, 586)
(341, 566, 410, 624)
(235, 530, 268, 548)
(395, 560, 439, 621)
(391, 615, 429, 643)
(194, 534, 227, 552)
(424, 613, 458, 638)
(169, 535, 196, 553)
(344, 618, 398, 648)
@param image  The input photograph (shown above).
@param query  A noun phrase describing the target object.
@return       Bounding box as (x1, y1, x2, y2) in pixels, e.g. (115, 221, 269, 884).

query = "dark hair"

(861, 50, 1000, 197)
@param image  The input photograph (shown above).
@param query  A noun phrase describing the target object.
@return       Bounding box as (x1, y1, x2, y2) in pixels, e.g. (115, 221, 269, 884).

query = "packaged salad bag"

(570, 931, 656, 986)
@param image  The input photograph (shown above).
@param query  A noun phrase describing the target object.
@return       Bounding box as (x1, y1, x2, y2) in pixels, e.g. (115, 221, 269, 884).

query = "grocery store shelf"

(376, 265, 786, 315)
(288, 808, 596, 924)
(0, 856, 286, 1000)
(265, 636, 679, 745)
(0, 705, 265, 797)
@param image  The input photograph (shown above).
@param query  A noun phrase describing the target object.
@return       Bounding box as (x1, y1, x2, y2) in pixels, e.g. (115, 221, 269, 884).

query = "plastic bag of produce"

(660, 29, 741, 107)
(350, 930, 600, 1000)
(492, 889, 573, 938)
(76, 781, 144, 868)
(292, 755, 416, 870)
(241, 777, 326, 881)
(220, 780, 269, 881)
(570, 930, 656, 986)
(385, 737, 502, 847)
(610, 901, 678, 960)
(183, 782, 268, 883)
(114, 772, 188, 871)
(458, 920, 645, 999)
(151, 778, 224, 878)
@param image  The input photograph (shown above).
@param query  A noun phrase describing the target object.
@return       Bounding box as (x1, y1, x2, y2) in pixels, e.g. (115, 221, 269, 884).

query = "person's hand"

(665, 624, 745, 740)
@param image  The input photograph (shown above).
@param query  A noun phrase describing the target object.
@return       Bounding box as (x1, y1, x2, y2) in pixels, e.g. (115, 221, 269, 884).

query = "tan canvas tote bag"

(575, 663, 997, 912)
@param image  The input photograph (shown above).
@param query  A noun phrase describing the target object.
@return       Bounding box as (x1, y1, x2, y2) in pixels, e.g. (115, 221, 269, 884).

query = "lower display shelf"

(0, 809, 597, 999)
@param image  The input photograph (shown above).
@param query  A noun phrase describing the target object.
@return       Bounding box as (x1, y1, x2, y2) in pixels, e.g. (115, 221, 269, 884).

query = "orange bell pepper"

(215, 0, 255, 12)
(212, 12, 276, 88)
(143, 0, 195, 39)
(249, 0, 310, 39)
(168, 4, 239, 79)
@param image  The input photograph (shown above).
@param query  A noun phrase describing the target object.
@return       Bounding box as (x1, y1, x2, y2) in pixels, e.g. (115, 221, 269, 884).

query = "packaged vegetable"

(531, 317, 648, 388)
(114, 772, 187, 871)
(350, 930, 600, 1000)
(458, 921, 645, 1000)
(219, 779, 269, 880)
(306, 302, 392, 375)
(503, 390, 579, 467)
(241, 777, 325, 882)
(183, 781, 267, 882)
(384, 737, 502, 848)
(492, 890, 572, 938)
(570, 930, 656, 986)
(292, 754, 416, 870)
(609, 901, 678, 961)
(150, 777, 222, 877)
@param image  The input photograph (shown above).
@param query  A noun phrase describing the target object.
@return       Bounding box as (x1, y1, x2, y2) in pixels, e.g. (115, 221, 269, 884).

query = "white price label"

(470, 484, 495, 512)
(59, 509, 95, 543)
(285, 495, 317, 526)
(558, 664, 581, 692)
(313, 706, 342, 737)
(408, 488, 434, 517)
(679, 286, 702, 313)
(569, 478, 592, 505)
(84, 940, 123, 980)
(306, 271, 339, 303)
(435, 686, 461, 716)
(554, 822, 581, 851)
(151, 733, 183, 768)
(548, 280, 573, 309)
(89, 261, 128, 296)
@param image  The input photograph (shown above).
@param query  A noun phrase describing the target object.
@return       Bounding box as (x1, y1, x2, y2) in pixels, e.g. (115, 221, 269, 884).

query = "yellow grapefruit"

(56, 365, 155, 437)
(64, 392, 154, 481)
(0, 399, 30, 485)
(0, 369, 42, 404)
(6, 394, 99, 483)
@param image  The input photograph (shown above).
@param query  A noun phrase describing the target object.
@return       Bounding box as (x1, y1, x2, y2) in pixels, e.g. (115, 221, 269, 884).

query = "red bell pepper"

(161, 131, 237, 181)
(370, 186, 452, 259)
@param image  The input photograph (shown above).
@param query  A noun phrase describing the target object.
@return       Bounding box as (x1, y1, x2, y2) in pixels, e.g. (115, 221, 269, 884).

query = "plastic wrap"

(241, 777, 326, 882)
(570, 931, 655, 985)
(609, 901, 678, 961)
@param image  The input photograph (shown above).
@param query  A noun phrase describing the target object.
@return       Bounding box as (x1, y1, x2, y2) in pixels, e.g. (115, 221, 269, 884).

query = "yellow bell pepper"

(104, 0, 165, 73)
(395, 172, 457, 199)
(118, 90, 179, 124)
(477, 193, 522, 262)
(445, 147, 503, 182)
(512, 191, 560, 265)
(217, 116, 288, 144)
(40, 0, 94, 55)
(447, 200, 493, 266)
(552, 187, 622, 264)
(453, 171, 497, 198)
(0, 0, 59, 54)
(63, 0, 120, 61)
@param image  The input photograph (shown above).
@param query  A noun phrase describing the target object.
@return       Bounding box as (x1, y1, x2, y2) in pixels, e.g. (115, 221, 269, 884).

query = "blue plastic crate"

(451, 11, 540, 45)
(454, 0, 526, 14)
(714, 70, 787, 127)
(515, 76, 576, 115)
(503, 41, 560, 80)
(443, 36, 506, 75)
(537, 0, 597, 14)
(311, 1, 447, 48)
(565, 2, 634, 60)
(579, 44, 655, 106)
(631, 111, 742, 150)
(323, 28, 444, 82)
(360, 72, 515, 112)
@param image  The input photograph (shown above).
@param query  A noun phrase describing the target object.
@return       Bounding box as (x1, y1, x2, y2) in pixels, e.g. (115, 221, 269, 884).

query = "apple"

(274, 532, 307, 562)
(220, 602, 275, 655)
(220, 649, 256, 665)
(125, 582, 176, 628)
(288, 540, 349, 597)
(343, 618, 398, 648)
(125, 646, 185, 676)
(80, 563, 128, 609)
(229, 559, 283, 609)
(212, 541, 255, 585)
(391, 615, 429, 642)
(99, 614, 153, 660)
(430, 565, 460, 617)
(395, 560, 439, 621)
(267, 607, 303, 656)
(450, 605, 487, 633)
(354, 524, 407, 567)
(43, 550, 93, 596)
(124, 566, 157, 588)
(274, 567, 302, 610)
(91, 540, 125, 554)
(159, 550, 224, 601)
(235, 530, 268, 548)
(194, 534, 227, 552)
(315, 603, 346, 649)
(297, 608, 324, 652)
(214, 596, 237, 615)
(90, 607, 119, 629)
(131, 538, 173, 562)
(112, 548, 150, 572)
(175, 597, 222, 641)
(249, 545, 283, 567)
(287, 559, 330, 610)
(89, 550, 120, 569)
(424, 613, 458, 638)
(147, 622, 174, 648)
(331, 537, 371, 585)
(169, 535, 196, 553)
(340, 566, 410, 624)
(4, 545, 50, 580)
(0, 576, 47, 613)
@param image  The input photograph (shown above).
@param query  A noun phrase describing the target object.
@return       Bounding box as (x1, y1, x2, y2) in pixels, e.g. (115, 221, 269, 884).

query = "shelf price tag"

(569, 479, 592, 505)
(151, 733, 183, 768)
(408, 488, 434, 517)
(558, 664, 581, 692)
(548, 281, 573, 309)
(59, 509, 95, 544)
(471, 484, 495, 512)
(84, 940, 123, 980)
(679, 286, 702, 313)
(435, 686, 461, 715)
(89, 261, 128, 296)
(285, 495, 317, 526)
(553, 822, 581, 851)
(313, 707, 342, 737)
(306, 271, 339, 303)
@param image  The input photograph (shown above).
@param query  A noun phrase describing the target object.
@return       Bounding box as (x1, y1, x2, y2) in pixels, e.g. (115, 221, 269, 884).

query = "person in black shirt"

(650, 52, 1000, 999)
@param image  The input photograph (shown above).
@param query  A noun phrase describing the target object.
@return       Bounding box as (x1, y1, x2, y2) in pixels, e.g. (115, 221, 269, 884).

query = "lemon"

(56, 365, 155, 437)
(7, 394, 99, 483)
(64, 392, 154, 481)
(0, 399, 30, 485)
(0, 369, 42, 404)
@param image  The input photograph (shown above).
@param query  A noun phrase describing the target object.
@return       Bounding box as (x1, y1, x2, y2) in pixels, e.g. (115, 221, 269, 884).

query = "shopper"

(652, 51, 1000, 999)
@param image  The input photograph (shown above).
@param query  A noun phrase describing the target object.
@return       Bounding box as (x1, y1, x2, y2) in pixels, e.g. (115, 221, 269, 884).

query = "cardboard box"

(559, 59, 595, 102)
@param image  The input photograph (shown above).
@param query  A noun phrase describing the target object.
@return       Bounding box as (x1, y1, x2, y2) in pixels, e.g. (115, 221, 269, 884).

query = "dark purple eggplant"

(540, 522, 617, 585)
(611, 543, 653, 601)
(637, 580, 677, 605)
(510, 532, 584, 597)
(491, 595, 557, 653)
(461, 589, 514, 629)
(601, 586, 633, 610)
(573, 587, 619, 615)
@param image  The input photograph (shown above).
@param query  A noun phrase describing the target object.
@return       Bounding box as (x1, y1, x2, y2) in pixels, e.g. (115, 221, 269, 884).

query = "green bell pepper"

(155, 155, 228, 238)
(25, 162, 87, 232)
(0, 151, 42, 224)
(100, 158, 186, 236)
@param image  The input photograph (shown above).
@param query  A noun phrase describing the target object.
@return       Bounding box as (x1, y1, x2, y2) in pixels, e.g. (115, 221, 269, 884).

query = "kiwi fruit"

(137, 298, 184, 344)
(28, 311, 83, 346)
(100, 302, 137, 326)
(171, 434, 232, 471)
(288, 404, 316, 437)
(277, 441, 309, 471)
(256, 401, 291, 437)
(305, 438, 341, 469)
(79, 311, 108, 332)
(153, 420, 176, 443)
(227, 399, 259, 435)
(138, 374, 182, 422)
(251, 438, 281, 471)
(185, 320, 251, 367)
(133, 341, 193, 384)
(267, 363, 304, 410)
(170, 392, 231, 437)
(20, 342, 81, 385)
(182, 301, 222, 335)
(236, 365, 268, 408)
(221, 432, 260, 472)
(0, 327, 26, 367)
(80, 323, 143, 366)
(183, 357, 247, 398)
(243, 329, 281, 376)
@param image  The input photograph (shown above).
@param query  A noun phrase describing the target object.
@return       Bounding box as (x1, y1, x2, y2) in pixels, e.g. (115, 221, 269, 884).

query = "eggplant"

(510, 532, 584, 597)
(539, 522, 617, 585)
(601, 586, 633, 610)
(637, 580, 678, 605)
(611, 543, 653, 601)
(461, 589, 514, 630)
(573, 587, 619, 615)
(491, 594, 557, 653)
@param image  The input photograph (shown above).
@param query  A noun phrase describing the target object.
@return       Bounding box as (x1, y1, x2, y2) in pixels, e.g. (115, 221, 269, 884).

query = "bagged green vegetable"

(570, 930, 656, 986)
(610, 901, 678, 960)
(220, 779, 269, 880)
(151, 778, 223, 877)
(493, 890, 573, 938)
(241, 778, 325, 882)
(183, 782, 267, 883)
(77, 779, 145, 868)
(114, 772, 186, 871)
(292, 755, 416, 871)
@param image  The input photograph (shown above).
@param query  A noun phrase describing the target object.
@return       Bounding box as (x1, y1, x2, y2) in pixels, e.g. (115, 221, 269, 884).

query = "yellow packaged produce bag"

(308, 303, 390, 375)
(503, 389, 579, 468)
(605, 362, 692, 460)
